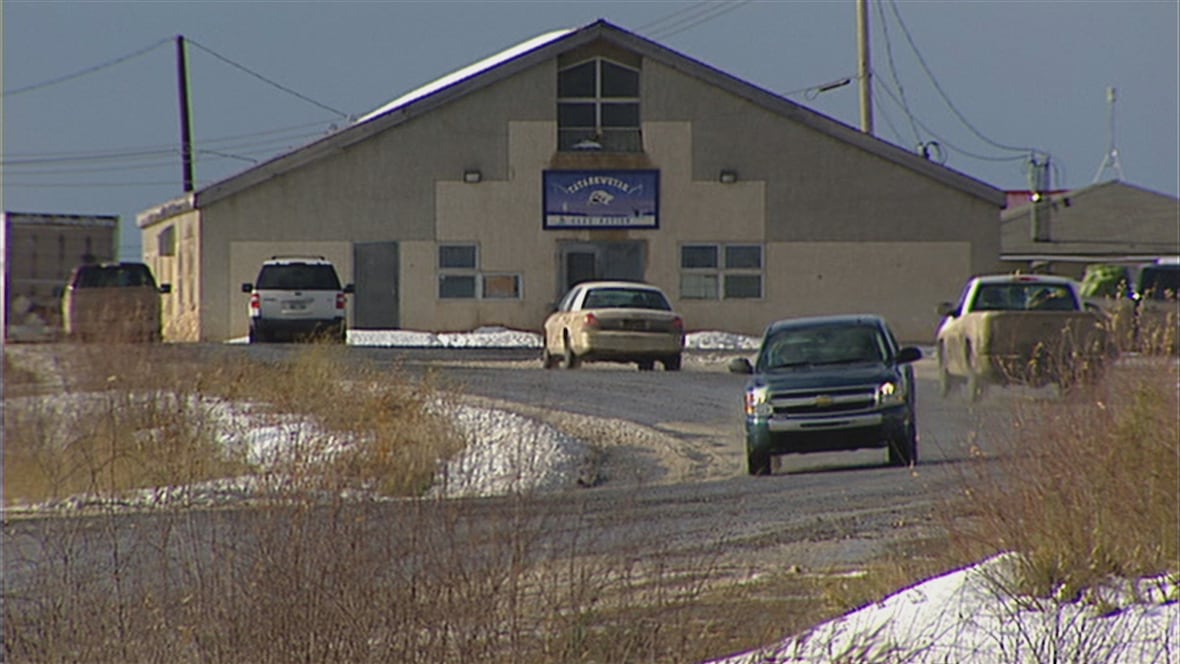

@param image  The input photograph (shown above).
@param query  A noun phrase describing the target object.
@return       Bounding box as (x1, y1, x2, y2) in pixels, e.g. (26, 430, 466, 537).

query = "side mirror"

(936, 302, 958, 317)
(896, 346, 922, 364)
(343, 283, 355, 294)
(159, 284, 172, 294)
(728, 357, 754, 374)
(241, 283, 253, 293)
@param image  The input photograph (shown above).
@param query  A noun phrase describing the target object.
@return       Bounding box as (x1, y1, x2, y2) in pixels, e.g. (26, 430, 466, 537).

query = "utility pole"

(1029, 154, 1052, 242)
(1092, 86, 1125, 183)
(176, 35, 195, 193)
(856, 0, 873, 134)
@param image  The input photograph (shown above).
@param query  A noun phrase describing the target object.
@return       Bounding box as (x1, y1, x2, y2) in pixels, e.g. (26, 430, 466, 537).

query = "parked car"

(542, 281, 684, 370)
(936, 274, 1112, 401)
(61, 261, 171, 342)
(729, 314, 922, 475)
(241, 256, 353, 343)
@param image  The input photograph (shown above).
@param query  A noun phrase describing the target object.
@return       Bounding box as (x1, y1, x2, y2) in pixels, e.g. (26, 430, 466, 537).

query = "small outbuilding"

(138, 19, 1005, 343)
(1001, 180, 1180, 278)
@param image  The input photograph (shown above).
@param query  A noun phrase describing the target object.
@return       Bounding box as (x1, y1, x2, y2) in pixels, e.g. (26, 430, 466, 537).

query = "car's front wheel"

(541, 349, 560, 369)
(747, 449, 772, 476)
(887, 422, 918, 467)
(937, 344, 956, 397)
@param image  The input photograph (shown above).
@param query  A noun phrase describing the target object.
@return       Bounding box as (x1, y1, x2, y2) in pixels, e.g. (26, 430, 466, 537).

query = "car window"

(74, 264, 157, 289)
(1137, 266, 1180, 300)
(256, 264, 342, 290)
(760, 325, 885, 368)
(972, 283, 1076, 311)
(582, 287, 671, 311)
(558, 287, 580, 312)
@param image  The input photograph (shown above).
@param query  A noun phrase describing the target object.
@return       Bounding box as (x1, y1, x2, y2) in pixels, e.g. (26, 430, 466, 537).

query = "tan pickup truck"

(935, 274, 1113, 401)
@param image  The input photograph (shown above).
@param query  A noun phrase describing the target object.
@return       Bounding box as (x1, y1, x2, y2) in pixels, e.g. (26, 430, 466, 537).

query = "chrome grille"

(770, 384, 878, 417)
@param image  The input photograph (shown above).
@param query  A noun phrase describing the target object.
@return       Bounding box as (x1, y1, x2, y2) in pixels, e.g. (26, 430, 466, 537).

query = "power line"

(874, 0, 922, 149)
(885, 0, 1038, 156)
(871, 78, 1026, 164)
(644, 1, 752, 41)
(1, 38, 172, 97)
(184, 38, 350, 119)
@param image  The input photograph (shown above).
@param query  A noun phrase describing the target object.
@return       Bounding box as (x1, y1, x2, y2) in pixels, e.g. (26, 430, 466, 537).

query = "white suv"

(241, 256, 353, 343)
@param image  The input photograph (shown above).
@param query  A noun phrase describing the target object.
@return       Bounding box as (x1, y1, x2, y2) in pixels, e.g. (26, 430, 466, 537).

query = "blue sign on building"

(543, 170, 659, 229)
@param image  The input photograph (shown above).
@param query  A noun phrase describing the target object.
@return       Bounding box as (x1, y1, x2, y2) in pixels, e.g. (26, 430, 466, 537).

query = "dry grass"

(3, 341, 1176, 663)
(947, 358, 1179, 599)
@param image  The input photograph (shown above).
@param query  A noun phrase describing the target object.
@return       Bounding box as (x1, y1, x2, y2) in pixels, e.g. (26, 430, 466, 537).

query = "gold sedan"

(543, 281, 685, 371)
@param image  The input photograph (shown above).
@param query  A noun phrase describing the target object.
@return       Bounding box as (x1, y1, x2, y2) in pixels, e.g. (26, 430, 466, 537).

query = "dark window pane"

(256, 264, 341, 290)
(601, 61, 639, 97)
(558, 102, 596, 128)
(725, 245, 762, 269)
(724, 274, 762, 299)
(439, 275, 476, 299)
(559, 128, 600, 151)
(439, 245, 476, 269)
(599, 129, 643, 152)
(601, 102, 639, 127)
(681, 245, 718, 269)
(680, 273, 718, 299)
(558, 61, 596, 97)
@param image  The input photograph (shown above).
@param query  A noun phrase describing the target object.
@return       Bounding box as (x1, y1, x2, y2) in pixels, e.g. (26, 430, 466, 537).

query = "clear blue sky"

(4, 1, 1178, 259)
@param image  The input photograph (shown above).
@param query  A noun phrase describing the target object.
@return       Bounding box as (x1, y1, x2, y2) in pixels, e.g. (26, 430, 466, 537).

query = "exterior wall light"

(463, 169, 482, 183)
(719, 170, 738, 184)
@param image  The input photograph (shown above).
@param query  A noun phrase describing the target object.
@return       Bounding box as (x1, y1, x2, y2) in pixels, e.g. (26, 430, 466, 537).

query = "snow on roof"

(353, 28, 575, 125)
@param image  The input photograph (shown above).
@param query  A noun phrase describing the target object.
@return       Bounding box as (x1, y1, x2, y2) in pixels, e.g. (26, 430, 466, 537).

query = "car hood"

(751, 362, 900, 391)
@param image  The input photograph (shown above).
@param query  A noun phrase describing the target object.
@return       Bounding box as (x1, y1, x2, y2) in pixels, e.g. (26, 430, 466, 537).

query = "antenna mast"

(1092, 86, 1124, 183)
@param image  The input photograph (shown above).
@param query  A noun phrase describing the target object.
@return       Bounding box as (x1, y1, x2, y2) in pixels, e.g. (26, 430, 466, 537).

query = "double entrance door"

(558, 240, 646, 296)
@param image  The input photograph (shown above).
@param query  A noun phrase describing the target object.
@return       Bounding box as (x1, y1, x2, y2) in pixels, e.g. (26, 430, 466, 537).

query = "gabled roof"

(194, 19, 1004, 208)
(1001, 180, 1180, 261)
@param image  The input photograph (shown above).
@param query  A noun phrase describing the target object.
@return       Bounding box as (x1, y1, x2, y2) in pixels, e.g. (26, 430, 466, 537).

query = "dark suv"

(729, 314, 922, 475)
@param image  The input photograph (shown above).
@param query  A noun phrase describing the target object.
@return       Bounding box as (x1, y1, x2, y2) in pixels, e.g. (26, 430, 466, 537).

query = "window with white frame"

(680, 244, 763, 300)
(558, 58, 641, 152)
(437, 244, 522, 300)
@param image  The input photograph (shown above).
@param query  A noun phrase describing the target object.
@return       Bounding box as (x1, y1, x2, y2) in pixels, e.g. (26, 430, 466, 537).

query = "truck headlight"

(745, 386, 773, 418)
(876, 380, 906, 407)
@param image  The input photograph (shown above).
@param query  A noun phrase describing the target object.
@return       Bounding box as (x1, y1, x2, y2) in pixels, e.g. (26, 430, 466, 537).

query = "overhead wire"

(874, 0, 922, 150)
(885, 0, 1039, 157)
(871, 77, 1027, 163)
(1, 37, 172, 97)
(184, 38, 350, 119)
(644, 1, 752, 40)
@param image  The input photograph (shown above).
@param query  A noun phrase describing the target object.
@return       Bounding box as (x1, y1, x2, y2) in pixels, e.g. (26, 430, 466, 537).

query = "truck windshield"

(760, 325, 886, 369)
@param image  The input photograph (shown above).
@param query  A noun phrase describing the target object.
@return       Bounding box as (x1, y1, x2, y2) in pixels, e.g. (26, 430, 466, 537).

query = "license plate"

(285, 301, 308, 311)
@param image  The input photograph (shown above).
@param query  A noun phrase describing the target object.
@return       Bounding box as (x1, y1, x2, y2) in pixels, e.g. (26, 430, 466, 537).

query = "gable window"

(558, 58, 641, 152)
(680, 243, 764, 300)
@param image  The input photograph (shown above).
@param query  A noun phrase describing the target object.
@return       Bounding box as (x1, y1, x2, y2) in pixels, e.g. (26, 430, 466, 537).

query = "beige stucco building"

(138, 20, 1005, 344)
(3, 211, 117, 340)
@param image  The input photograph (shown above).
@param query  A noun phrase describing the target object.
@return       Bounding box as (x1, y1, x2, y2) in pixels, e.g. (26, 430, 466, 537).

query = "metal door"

(558, 241, 646, 296)
(352, 242, 399, 329)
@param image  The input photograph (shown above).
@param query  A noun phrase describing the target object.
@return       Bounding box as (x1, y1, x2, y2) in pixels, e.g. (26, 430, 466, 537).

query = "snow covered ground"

(7, 327, 1176, 663)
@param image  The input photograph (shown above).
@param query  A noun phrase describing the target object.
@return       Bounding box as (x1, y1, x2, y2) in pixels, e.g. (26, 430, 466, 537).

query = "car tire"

(637, 360, 655, 371)
(542, 349, 560, 369)
(888, 422, 918, 467)
(561, 338, 580, 370)
(747, 450, 772, 476)
(662, 354, 682, 371)
(937, 345, 955, 398)
(966, 345, 987, 403)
